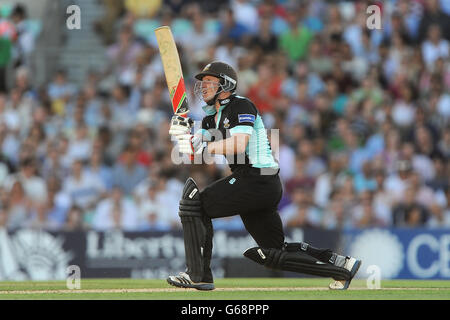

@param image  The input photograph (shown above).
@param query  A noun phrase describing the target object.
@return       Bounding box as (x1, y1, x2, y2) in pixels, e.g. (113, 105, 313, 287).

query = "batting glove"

(177, 134, 206, 155)
(169, 115, 193, 136)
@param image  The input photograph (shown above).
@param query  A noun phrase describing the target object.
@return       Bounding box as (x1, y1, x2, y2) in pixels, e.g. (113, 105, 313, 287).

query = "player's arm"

(176, 117, 214, 155)
(207, 133, 250, 155)
(207, 99, 256, 155)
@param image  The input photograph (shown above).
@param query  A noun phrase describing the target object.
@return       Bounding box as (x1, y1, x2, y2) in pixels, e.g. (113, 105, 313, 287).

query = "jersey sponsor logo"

(223, 117, 230, 128)
(238, 114, 255, 123)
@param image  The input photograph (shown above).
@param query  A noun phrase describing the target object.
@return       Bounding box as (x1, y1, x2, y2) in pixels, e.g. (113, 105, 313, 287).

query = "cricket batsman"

(166, 61, 361, 291)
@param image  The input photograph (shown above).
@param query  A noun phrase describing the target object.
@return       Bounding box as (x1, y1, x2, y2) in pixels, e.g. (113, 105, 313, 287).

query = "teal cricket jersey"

(199, 94, 279, 173)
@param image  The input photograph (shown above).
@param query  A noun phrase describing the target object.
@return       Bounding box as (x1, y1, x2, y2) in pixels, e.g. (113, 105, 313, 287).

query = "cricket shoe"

(328, 256, 362, 290)
(167, 272, 215, 291)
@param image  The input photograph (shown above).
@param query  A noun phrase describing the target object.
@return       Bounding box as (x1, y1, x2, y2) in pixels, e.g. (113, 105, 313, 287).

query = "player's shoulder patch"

(238, 114, 256, 123)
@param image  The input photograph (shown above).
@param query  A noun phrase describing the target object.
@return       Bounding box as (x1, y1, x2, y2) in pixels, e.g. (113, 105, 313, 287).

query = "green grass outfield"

(0, 278, 449, 300)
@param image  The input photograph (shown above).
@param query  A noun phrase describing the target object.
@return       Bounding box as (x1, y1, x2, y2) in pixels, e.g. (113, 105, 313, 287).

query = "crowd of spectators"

(0, 0, 449, 232)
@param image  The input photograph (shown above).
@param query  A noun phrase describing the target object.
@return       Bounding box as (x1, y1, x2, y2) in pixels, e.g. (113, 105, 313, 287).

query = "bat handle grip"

(182, 113, 193, 160)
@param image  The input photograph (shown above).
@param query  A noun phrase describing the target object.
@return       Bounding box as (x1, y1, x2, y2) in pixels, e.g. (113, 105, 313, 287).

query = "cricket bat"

(154, 26, 189, 116)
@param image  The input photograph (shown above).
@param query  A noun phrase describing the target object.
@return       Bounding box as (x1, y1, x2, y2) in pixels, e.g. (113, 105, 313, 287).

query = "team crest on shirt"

(223, 117, 230, 128)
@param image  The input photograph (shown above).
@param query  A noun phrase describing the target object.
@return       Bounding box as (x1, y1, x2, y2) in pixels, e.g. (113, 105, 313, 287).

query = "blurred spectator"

(136, 89, 167, 130)
(218, 8, 250, 44)
(67, 124, 93, 163)
(83, 85, 103, 129)
(279, 11, 313, 62)
(409, 172, 443, 218)
(0, 159, 7, 185)
(344, 129, 370, 175)
(0, 7, 15, 93)
(283, 60, 325, 105)
(285, 158, 315, 197)
(417, 0, 450, 42)
(340, 175, 358, 212)
(308, 38, 333, 76)
(110, 84, 140, 130)
(281, 186, 322, 228)
(112, 145, 147, 195)
(10, 4, 36, 68)
(41, 142, 68, 180)
(421, 24, 449, 70)
(137, 181, 171, 231)
(354, 161, 377, 194)
(214, 37, 245, 69)
(0, 33, 12, 93)
(63, 205, 86, 231)
(5, 180, 29, 230)
(277, 136, 296, 183)
(437, 128, 450, 158)
(92, 186, 139, 231)
(45, 176, 71, 228)
(372, 169, 394, 227)
(322, 191, 347, 230)
(392, 187, 429, 227)
(427, 155, 448, 192)
(4, 158, 47, 204)
(247, 61, 282, 114)
(0, 203, 7, 228)
(106, 26, 143, 82)
(251, 15, 278, 54)
(47, 70, 77, 111)
(384, 160, 414, 201)
(148, 174, 183, 229)
(314, 152, 347, 209)
(182, 8, 218, 57)
(85, 149, 114, 191)
(231, 0, 259, 35)
(4, 87, 32, 135)
(25, 201, 55, 230)
(63, 160, 106, 210)
(297, 139, 326, 179)
(47, 70, 76, 103)
(351, 191, 383, 228)
(428, 186, 450, 227)
(126, 126, 152, 167)
(95, 0, 126, 45)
